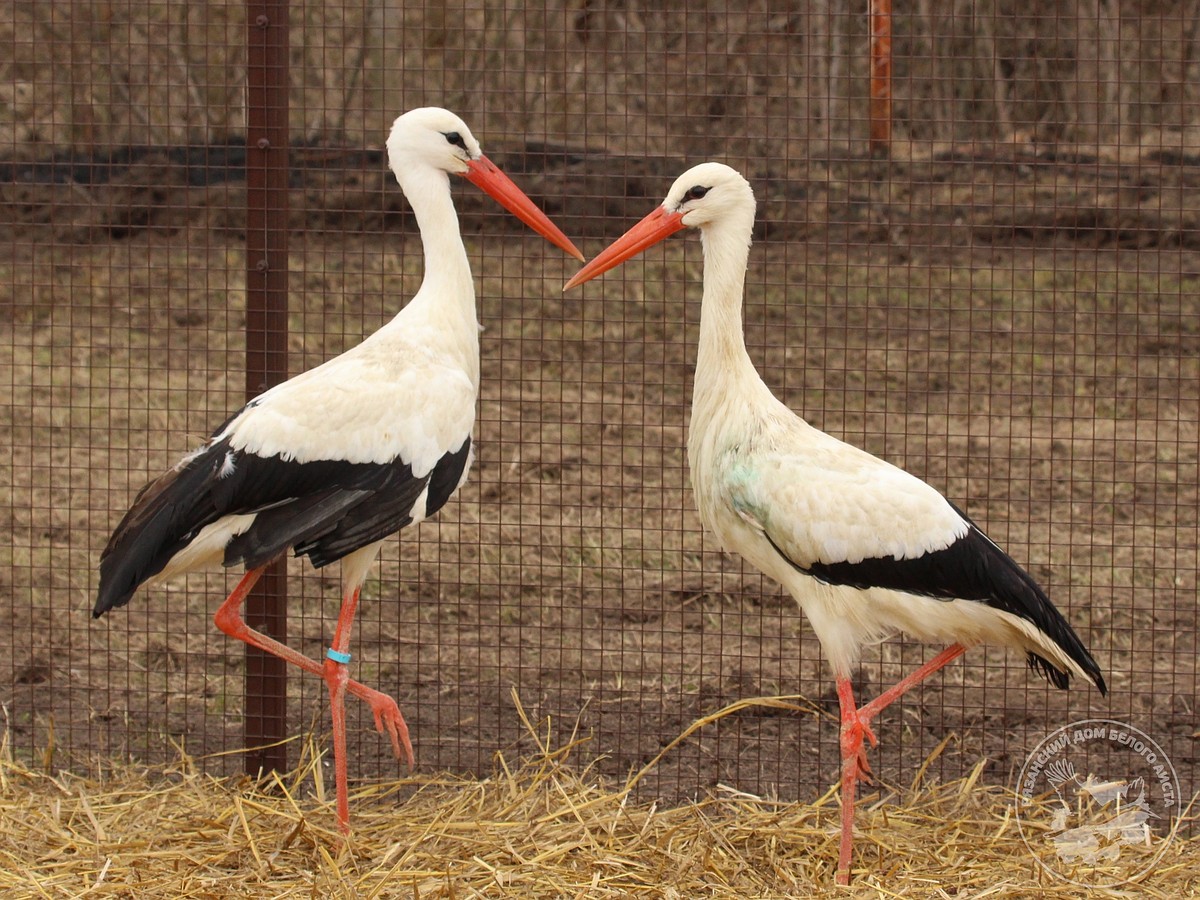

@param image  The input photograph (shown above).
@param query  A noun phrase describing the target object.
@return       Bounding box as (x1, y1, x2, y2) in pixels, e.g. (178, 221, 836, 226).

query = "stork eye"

(444, 131, 467, 150)
(685, 185, 710, 201)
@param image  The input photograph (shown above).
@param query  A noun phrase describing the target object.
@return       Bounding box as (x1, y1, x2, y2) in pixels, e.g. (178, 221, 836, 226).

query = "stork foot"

(357, 685, 414, 769)
(840, 712, 879, 785)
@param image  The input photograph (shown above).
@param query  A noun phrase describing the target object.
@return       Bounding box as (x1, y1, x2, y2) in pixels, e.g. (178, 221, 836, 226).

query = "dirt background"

(2, 136, 1198, 825)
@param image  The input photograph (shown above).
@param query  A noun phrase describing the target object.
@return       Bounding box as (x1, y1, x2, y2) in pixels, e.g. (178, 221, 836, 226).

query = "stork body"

(564, 162, 1105, 884)
(96, 107, 583, 832)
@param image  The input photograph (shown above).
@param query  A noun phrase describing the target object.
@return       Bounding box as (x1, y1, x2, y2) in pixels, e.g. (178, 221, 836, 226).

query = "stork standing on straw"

(564, 162, 1105, 884)
(94, 107, 583, 832)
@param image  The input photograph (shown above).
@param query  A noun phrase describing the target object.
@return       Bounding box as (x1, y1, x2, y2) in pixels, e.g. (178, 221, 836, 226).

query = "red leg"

(317, 580, 419, 832)
(856, 644, 967, 728)
(324, 631, 352, 833)
(213, 565, 415, 765)
(214, 565, 317, 674)
(836, 676, 866, 886)
(834, 643, 968, 885)
(323, 584, 362, 834)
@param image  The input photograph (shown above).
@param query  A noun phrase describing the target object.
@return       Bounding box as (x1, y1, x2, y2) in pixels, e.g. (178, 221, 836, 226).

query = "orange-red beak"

(463, 155, 583, 261)
(562, 205, 687, 291)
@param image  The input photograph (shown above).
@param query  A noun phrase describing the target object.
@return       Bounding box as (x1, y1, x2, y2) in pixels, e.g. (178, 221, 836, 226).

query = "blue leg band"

(326, 648, 352, 665)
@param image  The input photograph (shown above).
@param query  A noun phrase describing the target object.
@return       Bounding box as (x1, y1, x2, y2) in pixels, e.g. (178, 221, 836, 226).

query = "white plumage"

(565, 161, 1104, 884)
(220, 350, 478, 471)
(96, 107, 582, 833)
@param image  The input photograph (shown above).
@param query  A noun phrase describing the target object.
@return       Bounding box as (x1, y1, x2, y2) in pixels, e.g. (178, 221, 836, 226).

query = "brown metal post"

(869, 0, 893, 157)
(243, 0, 290, 777)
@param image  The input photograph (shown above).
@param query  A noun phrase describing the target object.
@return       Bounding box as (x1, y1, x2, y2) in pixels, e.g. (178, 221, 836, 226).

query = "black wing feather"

(223, 487, 373, 570)
(97, 435, 474, 617)
(765, 501, 1106, 694)
(296, 463, 428, 567)
(424, 437, 471, 519)
(96, 441, 233, 616)
(218, 451, 424, 569)
(298, 438, 472, 566)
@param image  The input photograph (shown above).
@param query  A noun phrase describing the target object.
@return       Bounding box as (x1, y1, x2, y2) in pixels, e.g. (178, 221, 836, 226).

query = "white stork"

(95, 107, 584, 832)
(564, 162, 1105, 884)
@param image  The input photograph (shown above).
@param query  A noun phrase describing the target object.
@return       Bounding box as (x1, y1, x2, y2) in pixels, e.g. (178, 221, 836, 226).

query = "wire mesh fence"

(2, 0, 1197, 826)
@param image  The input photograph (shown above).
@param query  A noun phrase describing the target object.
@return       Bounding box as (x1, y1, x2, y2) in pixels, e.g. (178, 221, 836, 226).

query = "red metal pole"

(243, 0, 290, 777)
(869, 0, 893, 157)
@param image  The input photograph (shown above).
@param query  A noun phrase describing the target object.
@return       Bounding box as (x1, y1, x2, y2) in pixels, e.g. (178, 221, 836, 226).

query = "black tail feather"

(94, 442, 231, 617)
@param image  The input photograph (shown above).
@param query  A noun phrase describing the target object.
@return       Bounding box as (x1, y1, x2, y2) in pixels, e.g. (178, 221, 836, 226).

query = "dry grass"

(0, 691, 1197, 898)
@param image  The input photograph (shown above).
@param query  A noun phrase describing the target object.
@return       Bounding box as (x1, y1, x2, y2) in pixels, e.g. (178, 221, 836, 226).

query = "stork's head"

(563, 162, 755, 290)
(660, 162, 755, 229)
(385, 107, 582, 261)
(386, 107, 482, 178)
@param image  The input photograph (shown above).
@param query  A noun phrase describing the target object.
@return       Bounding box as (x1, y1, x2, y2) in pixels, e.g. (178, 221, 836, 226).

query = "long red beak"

(463, 155, 583, 261)
(562, 205, 687, 291)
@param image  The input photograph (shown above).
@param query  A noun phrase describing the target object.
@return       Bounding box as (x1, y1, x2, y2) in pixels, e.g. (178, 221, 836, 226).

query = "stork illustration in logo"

(1043, 759, 1155, 863)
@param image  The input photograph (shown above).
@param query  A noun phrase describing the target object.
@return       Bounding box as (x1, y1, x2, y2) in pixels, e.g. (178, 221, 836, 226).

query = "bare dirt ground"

(2, 146, 1198, 819)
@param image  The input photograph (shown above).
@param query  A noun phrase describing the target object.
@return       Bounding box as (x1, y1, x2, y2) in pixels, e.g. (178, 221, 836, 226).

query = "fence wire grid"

(3, 0, 1198, 821)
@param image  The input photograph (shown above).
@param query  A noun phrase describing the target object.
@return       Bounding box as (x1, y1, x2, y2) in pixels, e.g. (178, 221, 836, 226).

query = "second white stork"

(564, 162, 1105, 884)
(95, 107, 583, 832)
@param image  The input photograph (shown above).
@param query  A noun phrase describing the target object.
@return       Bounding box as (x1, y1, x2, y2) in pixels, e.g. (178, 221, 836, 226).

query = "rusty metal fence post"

(869, 0, 893, 156)
(243, 0, 291, 777)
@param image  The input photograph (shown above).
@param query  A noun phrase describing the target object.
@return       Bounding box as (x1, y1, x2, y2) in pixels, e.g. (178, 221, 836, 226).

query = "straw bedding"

(1, 696, 1195, 898)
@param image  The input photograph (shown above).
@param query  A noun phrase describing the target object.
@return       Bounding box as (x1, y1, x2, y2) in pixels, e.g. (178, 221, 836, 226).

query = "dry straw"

(1, 691, 1196, 898)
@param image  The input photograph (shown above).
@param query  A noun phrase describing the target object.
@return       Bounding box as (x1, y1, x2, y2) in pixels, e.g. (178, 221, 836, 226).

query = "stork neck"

(695, 221, 759, 392)
(398, 168, 477, 327)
